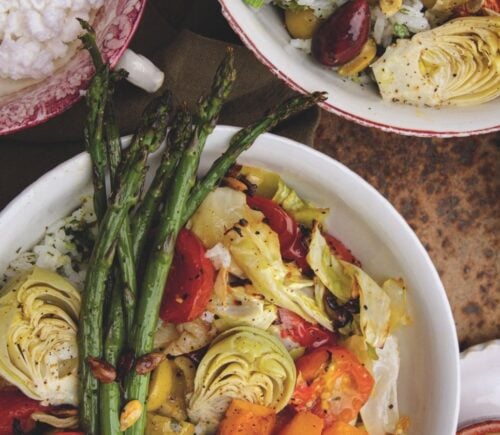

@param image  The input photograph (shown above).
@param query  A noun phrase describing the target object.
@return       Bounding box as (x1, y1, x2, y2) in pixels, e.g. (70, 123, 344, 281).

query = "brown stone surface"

(314, 113, 500, 349)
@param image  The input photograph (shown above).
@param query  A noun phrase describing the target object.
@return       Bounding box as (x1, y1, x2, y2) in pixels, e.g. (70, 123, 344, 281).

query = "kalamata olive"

(325, 294, 354, 328)
(312, 0, 371, 67)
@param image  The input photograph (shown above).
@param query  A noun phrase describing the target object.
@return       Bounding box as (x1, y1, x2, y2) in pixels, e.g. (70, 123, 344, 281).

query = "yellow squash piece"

(146, 414, 195, 435)
(120, 400, 143, 431)
(173, 357, 195, 394)
(338, 38, 377, 76)
(371, 16, 500, 107)
(149, 356, 195, 421)
(379, 0, 403, 16)
(147, 360, 175, 412)
(285, 8, 322, 39)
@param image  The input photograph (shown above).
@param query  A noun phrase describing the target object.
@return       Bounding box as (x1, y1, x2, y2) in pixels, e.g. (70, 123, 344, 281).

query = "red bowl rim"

(0, 0, 148, 136)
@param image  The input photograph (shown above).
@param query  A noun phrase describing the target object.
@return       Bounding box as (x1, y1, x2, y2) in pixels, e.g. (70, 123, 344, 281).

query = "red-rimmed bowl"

(0, 0, 147, 136)
(219, 1, 500, 137)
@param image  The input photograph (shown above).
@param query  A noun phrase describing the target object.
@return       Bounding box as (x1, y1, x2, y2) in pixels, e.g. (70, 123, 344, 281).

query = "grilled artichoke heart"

(187, 326, 296, 433)
(0, 267, 80, 405)
(372, 17, 500, 107)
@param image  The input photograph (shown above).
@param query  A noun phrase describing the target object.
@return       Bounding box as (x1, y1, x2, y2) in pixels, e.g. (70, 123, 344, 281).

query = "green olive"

(285, 8, 322, 40)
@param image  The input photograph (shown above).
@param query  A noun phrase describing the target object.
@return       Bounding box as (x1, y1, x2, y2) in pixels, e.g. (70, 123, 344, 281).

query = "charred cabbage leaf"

(306, 224, 353, 303)
(190, 187, 263, 248)
(0, 267, 80, 405)
(372, 17, 500, 107)
(307, 224, 392, 348)
(187, 326, 296, 433)
(208, 271, 278, 331)
(360, 335, 401, 435)
(383, 278, 412, 331)
(226, 218, 333, 330)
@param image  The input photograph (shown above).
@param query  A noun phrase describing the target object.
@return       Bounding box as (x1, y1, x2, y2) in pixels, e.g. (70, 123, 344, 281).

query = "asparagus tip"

(77, 18, 94, 36)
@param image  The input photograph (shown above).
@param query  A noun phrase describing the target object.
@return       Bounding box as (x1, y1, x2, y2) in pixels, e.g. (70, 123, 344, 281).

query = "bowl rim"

(0, 0, 148, 136)
(0, 125, 461, 432)
(219, 1, 500, 138)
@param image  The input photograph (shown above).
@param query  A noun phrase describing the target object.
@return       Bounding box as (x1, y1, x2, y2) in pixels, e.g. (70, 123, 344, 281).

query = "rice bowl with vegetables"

(242, 0, 499, 108)
(0, 23, 460, 435)
(0, 131, 461, 435)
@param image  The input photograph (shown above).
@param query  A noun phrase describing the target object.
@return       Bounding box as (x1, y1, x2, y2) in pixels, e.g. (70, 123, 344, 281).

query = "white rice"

(1, 196, 96, 290)
(391, 0, 431, 33)
(0, 0, 104, 80)
(288, 37, 312, 54)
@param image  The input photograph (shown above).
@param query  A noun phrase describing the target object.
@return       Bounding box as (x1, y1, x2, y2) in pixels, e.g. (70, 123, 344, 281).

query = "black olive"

(333, 309, 353, 329)
(325, 294, 362, 328)
(344, 297, 360, 314)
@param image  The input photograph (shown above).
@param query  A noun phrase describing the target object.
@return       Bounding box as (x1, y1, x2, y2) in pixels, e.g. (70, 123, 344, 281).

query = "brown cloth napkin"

(0, 0, 320, 210)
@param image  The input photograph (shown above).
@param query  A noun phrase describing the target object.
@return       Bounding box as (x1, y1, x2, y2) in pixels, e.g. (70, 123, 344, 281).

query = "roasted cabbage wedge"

(307, 224, 396, 348)
(226, 218, 333, 330)
(0, 267, 80, 405)
(187, 326, 296, 433)
(383, 278, 412, 331)
(208, 273, 278, 331)
(372, 16, 500, 107)
(306, 224, 353, 303)
(360, 335, 402, 435)
(190, 187, 263, 248)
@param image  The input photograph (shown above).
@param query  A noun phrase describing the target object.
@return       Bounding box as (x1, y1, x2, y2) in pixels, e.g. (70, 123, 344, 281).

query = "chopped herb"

(243, 0, 266, 8)
(394, 23, 410, 38)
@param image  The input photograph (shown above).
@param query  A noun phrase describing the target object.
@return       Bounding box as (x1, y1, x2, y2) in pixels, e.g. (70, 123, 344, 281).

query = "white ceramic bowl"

(219, 1, 500, 137)
(459, 340, 500, 429)
(0, 126, 460, 433)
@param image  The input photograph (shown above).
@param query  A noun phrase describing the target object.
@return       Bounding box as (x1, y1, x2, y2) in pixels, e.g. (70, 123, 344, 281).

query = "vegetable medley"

(0, 167, 412, 435)
(243, 0, 500, 107)
(0, 22, 411, 435)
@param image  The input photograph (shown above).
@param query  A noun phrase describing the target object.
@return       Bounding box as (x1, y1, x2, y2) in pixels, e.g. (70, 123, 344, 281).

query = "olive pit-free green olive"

(285, 8, 322, 39)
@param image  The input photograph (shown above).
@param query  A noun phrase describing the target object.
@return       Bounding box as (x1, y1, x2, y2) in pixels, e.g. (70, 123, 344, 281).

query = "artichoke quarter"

(187, 326, 296, 434)
(372, 16, 500, 107)
(0, 267, 80, 406)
